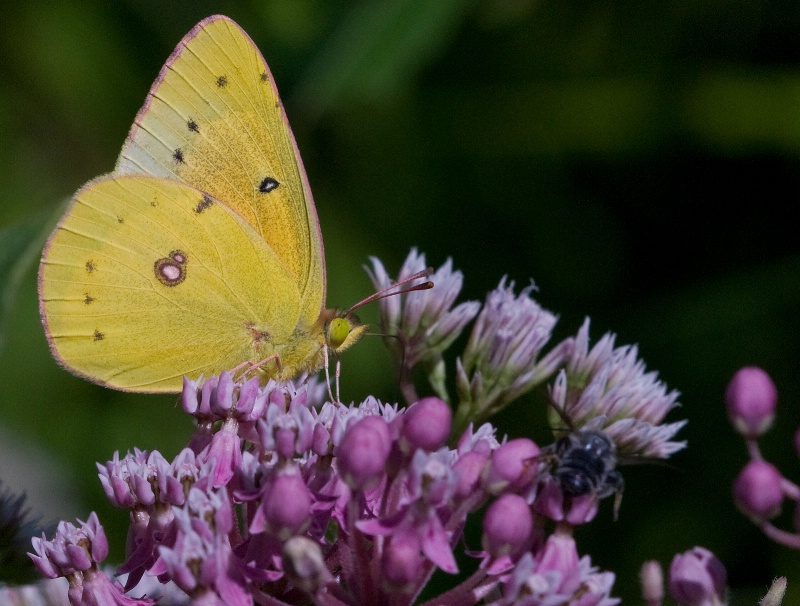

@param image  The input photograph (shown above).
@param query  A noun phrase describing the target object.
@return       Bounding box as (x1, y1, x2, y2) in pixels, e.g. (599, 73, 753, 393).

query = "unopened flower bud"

(336, 416, 392, 490)
(483, 438, 539, 494)
(400, 397, 452, 453)
(482, 494, 533, 559)
(640, 560, 664, 606)
(453, 451, 489, 501)
(668, 546, 726, 606)
(252, 472, 312, 539)
(733, 459, 783, 520)
(381, 530, 424, 591)
(726, 366, 777, 438)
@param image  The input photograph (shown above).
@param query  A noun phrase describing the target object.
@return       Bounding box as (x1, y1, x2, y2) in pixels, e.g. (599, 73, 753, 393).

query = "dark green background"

(2, 1, 800, 602)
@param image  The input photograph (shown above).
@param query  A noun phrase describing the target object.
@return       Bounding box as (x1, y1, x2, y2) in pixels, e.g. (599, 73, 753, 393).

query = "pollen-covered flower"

(550, 319, 686, 459)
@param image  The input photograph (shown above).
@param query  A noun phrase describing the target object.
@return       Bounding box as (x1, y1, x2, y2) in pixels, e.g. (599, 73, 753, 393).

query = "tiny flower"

(158, 496, 251, 606)
(501, 535, 619, 606)
(456, 278, 565, 428)
(366, 250, 480, 372)
(733, 459, 784, 520)
(668, 547, 727, 606)
(29, 513, 108, 579)
(725, 366, 777, 438)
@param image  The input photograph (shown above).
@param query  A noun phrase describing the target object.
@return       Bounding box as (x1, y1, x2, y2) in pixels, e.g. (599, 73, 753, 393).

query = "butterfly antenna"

(345, 268, 433, 316)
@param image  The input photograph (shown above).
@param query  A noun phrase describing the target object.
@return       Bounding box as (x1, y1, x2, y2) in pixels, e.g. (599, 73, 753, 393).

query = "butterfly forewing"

(115, 15, 324, 325)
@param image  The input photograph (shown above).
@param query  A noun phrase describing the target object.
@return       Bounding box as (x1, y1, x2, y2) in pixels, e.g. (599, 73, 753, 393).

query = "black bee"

(542, 430, 625, 518)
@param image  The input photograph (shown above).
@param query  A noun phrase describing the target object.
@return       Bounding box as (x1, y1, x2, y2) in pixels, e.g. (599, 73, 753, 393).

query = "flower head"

(550, 319, 686, 459)
(456, 278, 568, 428)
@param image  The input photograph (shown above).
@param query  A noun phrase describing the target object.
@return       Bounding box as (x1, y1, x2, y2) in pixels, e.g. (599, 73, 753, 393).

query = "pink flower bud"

(400, 397, 452, 452)
(725, 367, 777, 438)
(336, 416, 392, 490)
(453, 451, 489, 501)
(253, 473, 312, 539)
(640, 560, 664, 605)
(733, 459, 783, 520)
(381, 530, 424, 590)
(668, 546, 726, 606)
(483, 438, 540, 493)
(482, 494, 533, 559)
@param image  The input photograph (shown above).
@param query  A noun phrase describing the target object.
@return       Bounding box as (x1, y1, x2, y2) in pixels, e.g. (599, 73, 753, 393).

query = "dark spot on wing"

(84, 294, 94, 305)
(187, 119, 199, 133)
(195, 195, 213, 214)
(85, 260, 96, 274)
(216, 75, 228, 88)
(173, 148, 185, 164)
(93, 330, 104, 341)
(260, 72, 268, 82)
(259, 177, 280, 193)
(117, 216, 124, 224)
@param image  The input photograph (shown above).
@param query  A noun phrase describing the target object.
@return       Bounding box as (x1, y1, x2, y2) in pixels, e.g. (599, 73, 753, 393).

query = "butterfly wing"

(116, 15, 325, 328)
(39, 175, 307, 393)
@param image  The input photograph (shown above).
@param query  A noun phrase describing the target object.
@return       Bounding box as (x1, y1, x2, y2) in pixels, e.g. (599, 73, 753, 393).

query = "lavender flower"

(367, 250, 480, 403)
(550, 319, 686, 459)
(455, 278, 570, 433)
(30, 513, 154, 606)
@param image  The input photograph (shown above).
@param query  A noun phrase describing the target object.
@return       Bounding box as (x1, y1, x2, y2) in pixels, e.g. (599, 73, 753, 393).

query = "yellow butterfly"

(39, 15, 372, 393)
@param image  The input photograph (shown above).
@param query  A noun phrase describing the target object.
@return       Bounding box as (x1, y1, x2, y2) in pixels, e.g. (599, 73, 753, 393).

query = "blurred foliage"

(2, 0, 800, 600)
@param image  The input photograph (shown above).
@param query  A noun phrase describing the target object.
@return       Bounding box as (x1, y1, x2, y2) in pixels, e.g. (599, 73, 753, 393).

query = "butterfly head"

(323, 311, 368, 354)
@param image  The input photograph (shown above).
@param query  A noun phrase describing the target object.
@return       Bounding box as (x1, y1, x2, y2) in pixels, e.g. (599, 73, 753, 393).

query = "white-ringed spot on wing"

(259, 177, 279, 193)
(154, 250, 188, 287)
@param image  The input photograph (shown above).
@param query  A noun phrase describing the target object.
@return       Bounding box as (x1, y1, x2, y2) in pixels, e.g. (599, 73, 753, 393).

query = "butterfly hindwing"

(39, 175, 306, 392)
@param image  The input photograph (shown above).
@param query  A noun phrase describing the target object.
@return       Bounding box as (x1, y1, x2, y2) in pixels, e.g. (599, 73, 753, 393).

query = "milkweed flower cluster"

(25, 250, 700, 606)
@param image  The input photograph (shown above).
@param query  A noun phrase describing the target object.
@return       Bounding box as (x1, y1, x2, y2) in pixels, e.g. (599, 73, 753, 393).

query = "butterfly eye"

(327, 317, 352, 349)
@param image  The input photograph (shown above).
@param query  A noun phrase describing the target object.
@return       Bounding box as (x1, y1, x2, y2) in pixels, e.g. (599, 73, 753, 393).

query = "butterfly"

(38, 15, 422, 393)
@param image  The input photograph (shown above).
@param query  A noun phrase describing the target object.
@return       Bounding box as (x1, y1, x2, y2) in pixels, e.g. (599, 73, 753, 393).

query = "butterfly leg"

(323, 346, 336, 403)
(232, 354, 282, 382)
